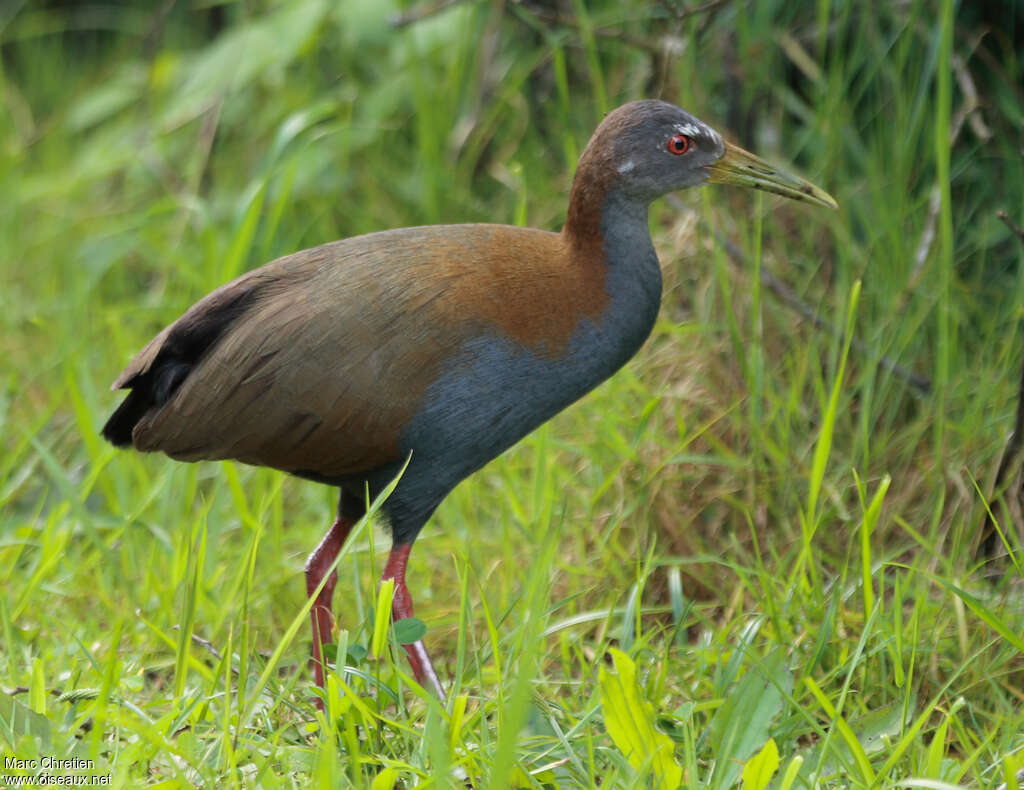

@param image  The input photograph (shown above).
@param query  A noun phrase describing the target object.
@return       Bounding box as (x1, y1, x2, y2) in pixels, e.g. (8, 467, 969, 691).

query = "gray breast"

(400, 247, 662, 493)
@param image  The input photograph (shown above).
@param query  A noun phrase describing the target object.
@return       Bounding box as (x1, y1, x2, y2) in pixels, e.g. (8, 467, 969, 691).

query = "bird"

(102, 99, 836, 702)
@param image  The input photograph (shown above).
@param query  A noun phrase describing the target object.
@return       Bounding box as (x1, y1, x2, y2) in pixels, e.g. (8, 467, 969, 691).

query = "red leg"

(382, 544, 446, 699)
(305, 515, 354, 694)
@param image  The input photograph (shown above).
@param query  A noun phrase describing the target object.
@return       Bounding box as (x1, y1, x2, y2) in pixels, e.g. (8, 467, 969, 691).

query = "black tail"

(101, 389, 154, 447)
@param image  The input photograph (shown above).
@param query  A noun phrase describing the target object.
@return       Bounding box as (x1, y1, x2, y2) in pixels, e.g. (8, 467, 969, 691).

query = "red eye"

(667, 134, 692, 155)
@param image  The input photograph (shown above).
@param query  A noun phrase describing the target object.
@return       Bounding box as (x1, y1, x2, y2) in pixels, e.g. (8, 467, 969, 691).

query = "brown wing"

(115, 235, 446, 477)
(105, 224, 597, 479)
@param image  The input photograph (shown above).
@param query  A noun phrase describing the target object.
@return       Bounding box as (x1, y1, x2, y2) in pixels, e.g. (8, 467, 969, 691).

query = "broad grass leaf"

(707, 650, 792, 789)
(0, 694, 52, 749)
(741, 738, 780, 790)
(371, 767, 399, 790)
(599, 648, 682, 789)
(393, 617, 427, 645)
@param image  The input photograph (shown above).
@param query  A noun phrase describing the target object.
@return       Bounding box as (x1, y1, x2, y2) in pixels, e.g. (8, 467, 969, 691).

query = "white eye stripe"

(672, 121, 723, 147)
(673, 123, 703, 137)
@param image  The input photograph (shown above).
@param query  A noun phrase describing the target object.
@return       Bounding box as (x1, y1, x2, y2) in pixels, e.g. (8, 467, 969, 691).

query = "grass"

(2, 0, 1023, 787)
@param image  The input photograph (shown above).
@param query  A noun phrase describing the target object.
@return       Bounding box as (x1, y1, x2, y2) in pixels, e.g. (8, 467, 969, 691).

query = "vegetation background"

(1, 0, 1022, 786)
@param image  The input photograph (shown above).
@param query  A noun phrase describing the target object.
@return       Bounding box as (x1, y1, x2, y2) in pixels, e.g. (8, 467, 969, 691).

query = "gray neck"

(595, 191, 663, 364)
(599, 192, 658, 268)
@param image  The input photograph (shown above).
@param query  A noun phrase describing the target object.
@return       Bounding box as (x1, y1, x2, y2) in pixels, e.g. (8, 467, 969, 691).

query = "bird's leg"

(305, 515, 354, 693)
(381, 543, 446, 700)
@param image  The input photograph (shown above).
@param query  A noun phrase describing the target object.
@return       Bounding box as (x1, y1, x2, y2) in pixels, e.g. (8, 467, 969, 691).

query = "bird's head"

(586, 100, 837, 210)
